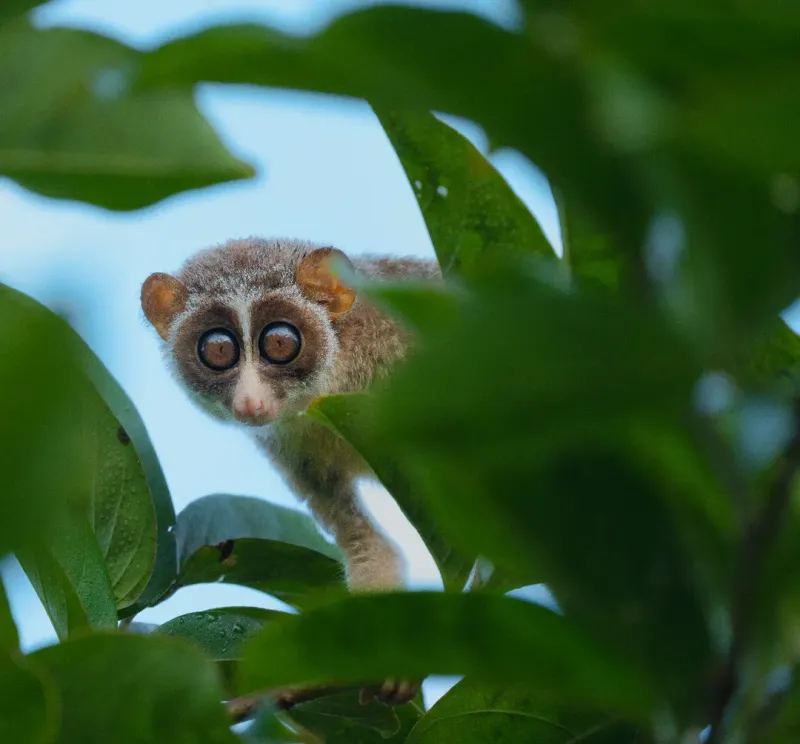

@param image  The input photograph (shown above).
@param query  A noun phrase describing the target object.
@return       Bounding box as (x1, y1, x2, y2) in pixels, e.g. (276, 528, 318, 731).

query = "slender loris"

(141, 237, 439, 595)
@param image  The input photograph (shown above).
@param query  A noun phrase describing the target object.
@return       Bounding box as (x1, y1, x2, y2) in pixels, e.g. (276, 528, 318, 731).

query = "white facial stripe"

(226, 290, 258, 362)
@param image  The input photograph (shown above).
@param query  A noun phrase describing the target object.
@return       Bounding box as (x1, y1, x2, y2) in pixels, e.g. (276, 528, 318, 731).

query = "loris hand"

(359, 678, 420, 707)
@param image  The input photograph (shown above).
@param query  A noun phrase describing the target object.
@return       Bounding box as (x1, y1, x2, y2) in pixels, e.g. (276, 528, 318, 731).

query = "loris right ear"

(141, 273, 188, 341)
(296, 247, 357, 320)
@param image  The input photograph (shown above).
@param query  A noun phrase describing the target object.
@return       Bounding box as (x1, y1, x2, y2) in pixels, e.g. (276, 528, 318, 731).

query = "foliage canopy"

(1, 2, 800, 742)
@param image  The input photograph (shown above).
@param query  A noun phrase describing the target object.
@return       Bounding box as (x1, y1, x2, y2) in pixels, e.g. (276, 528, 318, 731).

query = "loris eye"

(198, 329, 239, 370)
(259, 322, 301, 364)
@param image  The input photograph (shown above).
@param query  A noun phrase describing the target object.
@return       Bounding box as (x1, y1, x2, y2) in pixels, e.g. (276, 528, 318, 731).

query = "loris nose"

(233, 396, 266, 420)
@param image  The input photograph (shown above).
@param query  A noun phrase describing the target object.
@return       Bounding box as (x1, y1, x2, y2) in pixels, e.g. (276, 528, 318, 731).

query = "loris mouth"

(232, 410, 276, 427)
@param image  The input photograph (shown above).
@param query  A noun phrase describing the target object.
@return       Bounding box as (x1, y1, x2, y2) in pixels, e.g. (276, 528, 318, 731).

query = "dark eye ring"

(198, 329, 240, 371)
(259, 322, 301, 365)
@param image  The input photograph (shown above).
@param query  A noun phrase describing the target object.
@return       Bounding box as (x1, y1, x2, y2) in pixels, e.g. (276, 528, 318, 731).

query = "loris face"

(140, 242, 356, 427)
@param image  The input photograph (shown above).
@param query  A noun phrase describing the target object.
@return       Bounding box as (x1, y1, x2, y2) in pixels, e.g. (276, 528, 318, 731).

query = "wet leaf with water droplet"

(17, 513, 118, 640)
(157, 607, 286, 698)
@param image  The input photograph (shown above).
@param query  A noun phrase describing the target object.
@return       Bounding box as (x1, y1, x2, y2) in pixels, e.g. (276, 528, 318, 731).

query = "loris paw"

(359, 678, 419, 707)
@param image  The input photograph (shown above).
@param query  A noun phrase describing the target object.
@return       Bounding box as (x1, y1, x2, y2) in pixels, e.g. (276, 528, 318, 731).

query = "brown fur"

(141, 237, 440, 591)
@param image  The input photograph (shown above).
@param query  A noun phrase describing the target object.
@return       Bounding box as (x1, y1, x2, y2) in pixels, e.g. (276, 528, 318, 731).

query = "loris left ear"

(141, 272, 188, 341)
(296, 247, 357, 320)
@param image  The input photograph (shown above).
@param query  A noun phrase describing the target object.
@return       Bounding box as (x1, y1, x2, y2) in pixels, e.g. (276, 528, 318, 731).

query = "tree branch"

(226, 683, 374, 724)
(706, 397, 800, 744)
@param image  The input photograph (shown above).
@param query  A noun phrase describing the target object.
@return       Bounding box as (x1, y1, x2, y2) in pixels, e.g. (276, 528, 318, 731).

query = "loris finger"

(363, 678, 419, 706)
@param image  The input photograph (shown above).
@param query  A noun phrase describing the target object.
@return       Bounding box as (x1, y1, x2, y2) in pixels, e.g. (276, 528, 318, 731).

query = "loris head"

(140, 238, 357, 428)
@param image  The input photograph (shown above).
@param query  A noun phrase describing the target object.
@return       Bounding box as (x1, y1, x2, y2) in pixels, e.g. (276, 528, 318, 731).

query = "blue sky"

(0, 0, 561, 707)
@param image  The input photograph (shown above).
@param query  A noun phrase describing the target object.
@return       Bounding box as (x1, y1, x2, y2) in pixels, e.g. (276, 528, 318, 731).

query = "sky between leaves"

(0, 0, 564, 707)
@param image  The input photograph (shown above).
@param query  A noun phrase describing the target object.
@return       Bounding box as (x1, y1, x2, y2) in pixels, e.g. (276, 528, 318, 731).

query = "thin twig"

(706, 398, 800, 744)
(226, 683, 368, 724)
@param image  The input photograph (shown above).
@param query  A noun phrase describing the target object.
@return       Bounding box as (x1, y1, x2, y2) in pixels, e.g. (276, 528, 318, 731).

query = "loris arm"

(261, 420, 404, 592)
(296, 470, 403, 592)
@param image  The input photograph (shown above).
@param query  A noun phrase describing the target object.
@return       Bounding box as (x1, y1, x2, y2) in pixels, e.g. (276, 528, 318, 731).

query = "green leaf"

(375, 271, 700, 454)
(368, 274, 725, 701)
(0, 21, 254, 210)
(306, 394, 474, 592)
(671, 156, 800, 353)
(30, 633, 237, 744)
(239, 593, 655, 721)
(528, 2, 800, 346)
(136, 7, 651, 258)
(2, 282, 175, 613)
(0, 653, 58, 744)
(80, 369, 159, 610)
(0, 0, 45, 26)
(406, 678, 646, 744)
(0, 580, 18, 653)
(157, 607, 285, 661)
(286, 689, 424, 744)
(0, 284, 90, 557)
(555, 191, 628, 294)
(157, 607, 286, 697)
(175, 494, 345, 608)
(17, 514, 118, 640)
(373, 108, 555, 275)
(729, 319, 800, 390)
(75, 337, 177, 614)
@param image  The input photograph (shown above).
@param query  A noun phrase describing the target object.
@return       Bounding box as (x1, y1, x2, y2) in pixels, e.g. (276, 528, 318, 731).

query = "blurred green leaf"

(376, 271, 700, 453)
(0, 0, 45, 26)
(137, 7, 651, 258)
(30, 633, 237, 744)
(525, 2, 800, 348)
(368, 275, 726, 700)
(731, 319, 800, 390)
(406, 678, 645, 744)
(0, 283, 90, 557)
(18, 514, 118, 640)
(175, 494, 344, 608)
(0, 21, 254, 210)
(307, 394, 474, 592)
(0, 653, 57, 744)
(672, 157, 800, 353)
(359, 279, 463, 335)
(0, 581, 18, 653)
(555, 192, 627, 293)
(239, 593, 655, 721)
(286, 689, 423, 744)
(373, 108, 554, 275)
